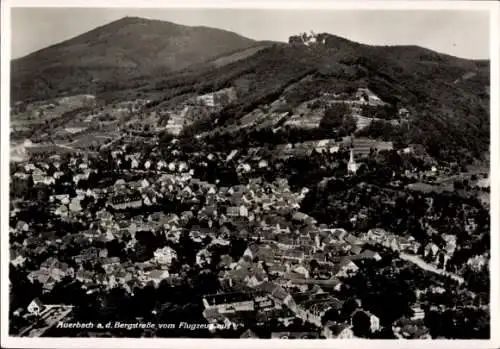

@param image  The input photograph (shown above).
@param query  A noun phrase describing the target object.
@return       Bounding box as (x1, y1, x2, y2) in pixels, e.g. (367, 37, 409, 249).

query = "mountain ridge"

(165, 33, 489, 164)
(11, 16, 260, 102)
(10, 18, 490, 165)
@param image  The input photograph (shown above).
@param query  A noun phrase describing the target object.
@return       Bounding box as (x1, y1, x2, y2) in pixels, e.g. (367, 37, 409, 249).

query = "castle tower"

(348, 148, 358, 175)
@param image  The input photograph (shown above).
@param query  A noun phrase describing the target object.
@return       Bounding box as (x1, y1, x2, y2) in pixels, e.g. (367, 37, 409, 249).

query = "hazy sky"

(11, 8, 490, 60)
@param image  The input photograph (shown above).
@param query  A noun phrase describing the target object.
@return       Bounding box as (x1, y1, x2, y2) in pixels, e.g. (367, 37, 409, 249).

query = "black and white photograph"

(1, 1, 499, 348)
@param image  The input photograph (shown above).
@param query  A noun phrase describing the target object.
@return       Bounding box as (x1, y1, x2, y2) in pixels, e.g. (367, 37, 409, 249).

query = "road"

(400, 252, 465, 284)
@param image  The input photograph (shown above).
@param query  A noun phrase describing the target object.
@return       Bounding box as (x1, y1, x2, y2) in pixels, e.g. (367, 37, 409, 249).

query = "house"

(348, 245, 362, 256)
(364, 228, 386, 242)
(39, 257, 74, 281)
(109, 193, 143, 210)
(15, 220, 29, 232)
(196, 249, 212, 267)
(288, 277, 343, 292)
(323, 322, 355, 339)
(333, 259, 359, 278)
(153, 246, 177, 266)
(359, 250, 382, 261)
(157, 160, 167, 171)
(11, 254, 27, 267)
(268, 263, 287, 277)
(226, 205, 248, 218)
(226, 149, 239, 162)
(31, 167, 46, 184)
(27, 298, 44, 316)
(382, 236, 401, 252)
(307, 297, 344, 327)
(399, 108, 410, 118)
(226, 206, 240, 217)
(202, 307, 228, 328)
(424, 242, 440, 259)
(351, 309, 380, 333)
(411, 304, 425, 321)
(258, 160, 268, 169)
(102, 257, 121, 272)
(256, 282, 293, 308)
(441, 234, 457, 256)
(324, 228, 348, 242)
(271, 332, 320, 339)
(237, 163, 251, 173)
(344, 233, 363, 246)
(240, 329, 259, 338)
(292, 265, 310, 279)
(275, 248, 306, 263)
(202, 292, 256, 313)
(399, 236, 420, 254)
(142, 270, 170, 287)
(201, 205, 218, 219)
(178, 161, 188, 172)
(292, 212, 317, 225)
(393, 318, 432, 339)
(76, 268, 94, 284)
(467, 255, 488, 272)
(239, 205, 249, 217)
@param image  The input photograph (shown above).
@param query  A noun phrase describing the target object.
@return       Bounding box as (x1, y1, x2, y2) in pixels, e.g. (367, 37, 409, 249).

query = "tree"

(309, 259, 320, 273)
(342, 114, 358, 134)
(229, 237, 248, 260)
(340, 297, 361, 321)
(288, 35, 304, 46)
(321, 307, 341, 326)
(352, 310, 372, 338)
(320, 104, 349, 129)
(343, 265, 416, 327)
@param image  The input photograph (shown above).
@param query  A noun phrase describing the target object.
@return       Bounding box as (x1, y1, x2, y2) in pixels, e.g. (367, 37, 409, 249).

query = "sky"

(11, 7, 490, 60)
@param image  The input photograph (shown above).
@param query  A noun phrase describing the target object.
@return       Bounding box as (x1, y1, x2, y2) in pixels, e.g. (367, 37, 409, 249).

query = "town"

(8, 82, 490, 339)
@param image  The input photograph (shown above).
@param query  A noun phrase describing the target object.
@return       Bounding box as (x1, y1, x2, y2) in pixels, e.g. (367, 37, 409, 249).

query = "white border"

(3, 0, 499, 10)
(1, 1, 499, 349)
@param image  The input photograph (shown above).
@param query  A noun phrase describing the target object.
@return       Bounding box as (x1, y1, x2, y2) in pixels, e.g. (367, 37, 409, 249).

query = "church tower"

(347, 148, 358, 175)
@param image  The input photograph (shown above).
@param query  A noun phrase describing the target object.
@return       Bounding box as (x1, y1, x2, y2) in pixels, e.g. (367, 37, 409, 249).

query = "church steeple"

(348, 148, 358, 175)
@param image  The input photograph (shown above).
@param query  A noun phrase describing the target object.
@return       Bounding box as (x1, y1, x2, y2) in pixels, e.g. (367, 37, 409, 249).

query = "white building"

(153, 246, 177, 266)
(347, 149, 359, 175)
(27, 298, 44, 316)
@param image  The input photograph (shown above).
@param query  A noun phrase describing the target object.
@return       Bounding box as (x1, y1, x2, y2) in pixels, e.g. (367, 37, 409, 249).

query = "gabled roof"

(203, 307, 225, 321)
(344, 234, 363, 246)
(270, 285, 289, 301)
(350, 245, 363, 255)
(30, 297, 44, 308)
(240, 329, 259, 338)
(148, 270, 169, 280)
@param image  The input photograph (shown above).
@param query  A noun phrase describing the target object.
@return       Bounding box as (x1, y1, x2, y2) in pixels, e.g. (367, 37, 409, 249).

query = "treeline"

(361, 104, 400, 120)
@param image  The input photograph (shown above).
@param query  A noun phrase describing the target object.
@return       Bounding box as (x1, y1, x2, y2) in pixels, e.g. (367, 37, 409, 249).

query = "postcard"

(1, 1, 498, 348)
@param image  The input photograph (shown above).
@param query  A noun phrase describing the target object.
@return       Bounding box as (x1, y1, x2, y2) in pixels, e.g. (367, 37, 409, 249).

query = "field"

(68, 132, 117, 149)
(283, 114, 322, 129)
(407, 182, 453, 194)
(25, 143, 75, 156)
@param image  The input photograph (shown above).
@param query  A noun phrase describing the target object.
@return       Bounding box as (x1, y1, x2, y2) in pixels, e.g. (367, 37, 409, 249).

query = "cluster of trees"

(424, 307, 489, 339)
(299, 153, 489, 258)
(319, 103, 357, 136)
(339, 259, 489, 339)
(153, 28, 489, 166)
(361, 104, 399, 120)
(355, 119, 408, 146)
(339, 260, 416, 327)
